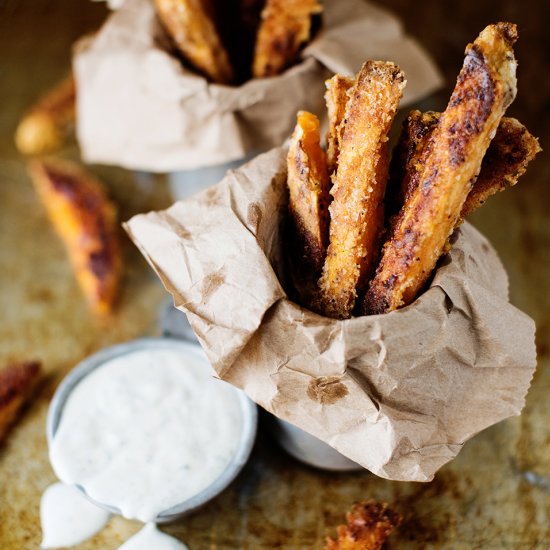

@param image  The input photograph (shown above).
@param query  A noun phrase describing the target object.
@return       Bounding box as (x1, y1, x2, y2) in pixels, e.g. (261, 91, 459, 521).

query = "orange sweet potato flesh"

(363, 23, 519, 315)
(154, 0, 234, 84)
(29, 159, 122, 316)
(252, 0, 323, 78)
(318, 61, 406, 319)
(287, 111, 331, 276)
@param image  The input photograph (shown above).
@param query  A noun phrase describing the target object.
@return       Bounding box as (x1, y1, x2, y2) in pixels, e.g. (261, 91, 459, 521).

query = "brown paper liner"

(125, 147, 536, 482)
(74, 0, 443, 172)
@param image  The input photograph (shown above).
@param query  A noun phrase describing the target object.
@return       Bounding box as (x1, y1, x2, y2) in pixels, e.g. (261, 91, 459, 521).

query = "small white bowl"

(47, 338, 257, 523)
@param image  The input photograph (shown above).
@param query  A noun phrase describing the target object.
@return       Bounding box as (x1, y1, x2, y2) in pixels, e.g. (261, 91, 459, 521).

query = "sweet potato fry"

(15, 74, 76, 155)
(325, 500, 402, 550)
(386, 112, 540, 224)
(318, 61, 406, 319)
(252, 0, 323, 78)
(325, 74, 354, 176)
(363, 23, 518, 315)
(384, 110, 439, 220)
(29, 159, 122, 316)
(287, 111, 331, 275)
(0, 361, 41, 443)
(154, 0, 234, 84)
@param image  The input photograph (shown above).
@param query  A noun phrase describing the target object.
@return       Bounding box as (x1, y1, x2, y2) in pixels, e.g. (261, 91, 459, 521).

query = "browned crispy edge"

(461, 116, 541, 218)
(325, 74, 355, 176)
(385, 110, 439, 220)
(325, 500, 402, 550)
(252, 0, 323, 78)
(363, 23, 518, 316)
(318, 61, 405, 319)
(0, 361, 41, 443)
(29, 158, 122, 315)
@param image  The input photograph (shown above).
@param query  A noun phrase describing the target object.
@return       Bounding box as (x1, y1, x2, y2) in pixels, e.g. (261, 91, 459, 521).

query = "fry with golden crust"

(15, 74, 76, 155)
(252, 0, 323, 78)
(363, 23, 518, 315)
(0, 362, 41, 443)
(384, 110, 439, 220)
(29, 159, 122, 316)
(287, 111, 331, 276)
(325, 74, 354, 176)
(325, 500, 402, 550)
(318, 61, 406, 319)
(154, 0, 234, 84)
(387, 112, 540, 223)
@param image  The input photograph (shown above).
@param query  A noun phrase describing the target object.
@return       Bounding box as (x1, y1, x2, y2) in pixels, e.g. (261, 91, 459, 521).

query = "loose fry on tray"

(154, 0, 234, 84)
(252, 0, 323, 78)
(15, 74, 76, 155)
(325, 74, 354, 176)
(0, 361, 41, 443)
(29, 159, 122, 316)
(363, 23, 519, 315)
(325, 500, 402, 550)
(318, 61, 406, 319)
(287, 111, 331, 275)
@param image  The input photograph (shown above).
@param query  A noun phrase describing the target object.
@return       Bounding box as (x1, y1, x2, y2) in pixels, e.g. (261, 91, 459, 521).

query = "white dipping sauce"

(118, 523, 188, 550)
(40, 482, 111, 548)
(49, 348, 243, 522)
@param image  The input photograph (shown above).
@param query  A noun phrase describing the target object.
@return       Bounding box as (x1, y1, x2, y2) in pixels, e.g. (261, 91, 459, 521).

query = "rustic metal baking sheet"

(1, 0, 548, 547)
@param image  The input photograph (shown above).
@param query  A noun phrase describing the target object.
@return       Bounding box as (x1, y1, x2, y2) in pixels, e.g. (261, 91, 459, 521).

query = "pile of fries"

(154, 0, 323, 84)
(287, 22, 541, 320)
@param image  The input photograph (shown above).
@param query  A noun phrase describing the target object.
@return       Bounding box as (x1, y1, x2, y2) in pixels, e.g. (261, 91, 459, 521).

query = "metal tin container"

(46, 338, 258, 523)
(167, 151, 259, 201)
(160, 302, 363, 473)
(272, 418, 364, 472)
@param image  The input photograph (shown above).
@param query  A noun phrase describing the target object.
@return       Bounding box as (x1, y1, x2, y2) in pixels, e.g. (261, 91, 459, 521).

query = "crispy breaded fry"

(29, 159, 122, 316)
(15, 74, 76, 155)
(252, 0, 323, 78)
(325, 74, 354, 176)
(325, 500, 402, 550)
(386, 112, 540, 223)
(318, 61, 406, 319)
(461, 117, 541, 218)
(363, 23, 518, 315)
(0, 361, 41, 443)
(287, 111, 331, 275)
(385, 110, 439, 220)
(154, 0, 234, 84)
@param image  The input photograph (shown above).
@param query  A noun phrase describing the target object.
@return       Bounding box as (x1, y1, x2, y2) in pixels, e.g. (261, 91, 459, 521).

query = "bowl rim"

(46, 337, 258, 523)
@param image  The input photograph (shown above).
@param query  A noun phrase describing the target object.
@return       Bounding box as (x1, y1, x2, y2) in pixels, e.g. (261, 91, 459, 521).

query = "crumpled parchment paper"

(125, 147, 536, 482)
(75, 0, 443, 172)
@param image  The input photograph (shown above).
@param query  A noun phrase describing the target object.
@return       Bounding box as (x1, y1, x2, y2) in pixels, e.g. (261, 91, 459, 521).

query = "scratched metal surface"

(0, 0, 548, 548)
